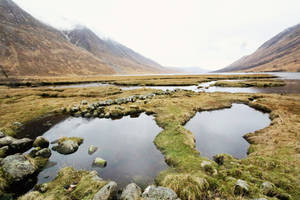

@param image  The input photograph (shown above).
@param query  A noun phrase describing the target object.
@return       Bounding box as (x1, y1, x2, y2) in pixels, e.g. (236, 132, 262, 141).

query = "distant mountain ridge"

(218, 23, 300, 72)
(0, 0, 167, 77)
(63, 27, 166, 74)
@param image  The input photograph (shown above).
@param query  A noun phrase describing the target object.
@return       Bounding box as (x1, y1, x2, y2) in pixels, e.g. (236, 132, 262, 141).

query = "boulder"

(261, 181, 275, 196)
(0, 136, 14, 147)
(142, 185, 178, 200)
(33, 136, 49, 148)
(52, 137, 83, 155)
(1, 154, 37, 183)
(81, 100, 88, 105)
(35, 148, 52, 158)
(88, 145, 98, 155)
(234, 179, 249, 196)
(93, 181, 117, 200)
(0, 146, 9, 158)
(93, 157, 107, 168)
(0, 131, 5, 138)
(120, 183, 142, 200)
(10, 138, 33, 152)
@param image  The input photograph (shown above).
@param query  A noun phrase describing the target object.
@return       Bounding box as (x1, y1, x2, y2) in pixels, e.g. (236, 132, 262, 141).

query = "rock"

(276, 193, 292, 200)
(52, 137, 83, 155)
(0, 136, 14, 147)
(261, 181, 275, 196)
(84, 113, 92, 118)
(0, 131, 5, 138)
(33, 136, 49, 148)
(200, 160, 212, 167)
(13, 121, 23, 127)
(93, 111, 99, 117)
(81, 100, 88, 105)
(142, 185, 178, 200)
(88, 145, 98, 155)
(1, 154, 37, 183)
(234, 179, 249, 196)
(0, 146, 9, 158)
(93, 181, 117, 200)
(10, 138, 33, 152)
(120, 183, 142, 200)
(70, 106, 80, 113)
(213, 154, 225, 165)
(93, 157, 107, 167)
(35, 148, 52, 158)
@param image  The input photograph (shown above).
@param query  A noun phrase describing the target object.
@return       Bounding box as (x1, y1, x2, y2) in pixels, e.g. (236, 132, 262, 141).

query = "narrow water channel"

(36, 113, 166, 188)
(185, 104, 271, 159)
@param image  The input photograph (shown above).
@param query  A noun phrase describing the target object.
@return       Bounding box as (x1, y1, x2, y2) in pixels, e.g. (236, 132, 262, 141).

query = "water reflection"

(185, 104, 270, 159)
(37, 114, 166, 188)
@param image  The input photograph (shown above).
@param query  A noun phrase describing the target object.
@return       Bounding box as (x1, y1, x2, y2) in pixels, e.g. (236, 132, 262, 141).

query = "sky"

(14, 0, 300, 70)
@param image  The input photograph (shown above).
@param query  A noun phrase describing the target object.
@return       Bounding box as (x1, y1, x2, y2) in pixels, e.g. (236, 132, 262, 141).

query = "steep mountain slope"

(218, 24, 300, 72)
(64, 27, 167, 74)
(0, 0, 116, 77)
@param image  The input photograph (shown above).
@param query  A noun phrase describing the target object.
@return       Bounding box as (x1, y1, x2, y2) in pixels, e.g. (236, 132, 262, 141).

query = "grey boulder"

(120, 183, 141, 200)
(1, 154, 37, 183)
(234, 179, 249, 196)
(52, 139, 80, 155)
(142, 185, 179, 200)
(10, 138, 33, 152)
(93, 181, 117, 200)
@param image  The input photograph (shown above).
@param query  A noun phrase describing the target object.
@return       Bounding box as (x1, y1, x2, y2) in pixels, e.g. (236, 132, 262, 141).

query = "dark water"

(185, 104, 271, 159)
(36, 114, 166, 188)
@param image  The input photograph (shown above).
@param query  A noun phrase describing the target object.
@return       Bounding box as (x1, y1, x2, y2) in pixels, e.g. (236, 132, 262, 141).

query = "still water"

(185, 104, 271, 159)
(37, 114, 166, 188)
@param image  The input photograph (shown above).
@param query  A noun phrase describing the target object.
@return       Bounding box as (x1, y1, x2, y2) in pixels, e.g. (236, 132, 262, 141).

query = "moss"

(18, 167, 107, 200)
(58, 137, 83, 145)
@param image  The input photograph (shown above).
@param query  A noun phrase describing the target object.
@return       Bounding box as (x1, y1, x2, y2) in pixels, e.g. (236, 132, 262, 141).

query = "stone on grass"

(234, 179, 249, 196)
(93, 181, 117, 200)
(120, 183, 142, 200)
(142, 185, 178, 200)
(0, 131, 5, 138)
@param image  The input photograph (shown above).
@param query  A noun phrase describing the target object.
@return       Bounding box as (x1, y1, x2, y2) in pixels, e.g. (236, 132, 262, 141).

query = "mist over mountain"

(0, 0, 167, 77)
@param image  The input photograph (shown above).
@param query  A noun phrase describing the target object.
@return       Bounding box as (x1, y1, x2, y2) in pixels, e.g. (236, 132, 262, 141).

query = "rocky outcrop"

(142, 185, 179, 200)
(120, 183, 142, 200)
(93, 181, 117, 200)
(1, 154, 37, 183)
(52, 137, 83, 155)
(0, 136, 33, 156)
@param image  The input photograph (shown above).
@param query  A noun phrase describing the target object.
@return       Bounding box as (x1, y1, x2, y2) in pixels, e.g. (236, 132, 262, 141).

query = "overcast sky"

(14, 0, 300, 70)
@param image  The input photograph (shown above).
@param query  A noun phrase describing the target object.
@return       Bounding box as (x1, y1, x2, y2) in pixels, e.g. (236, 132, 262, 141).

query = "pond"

(185, 104, 271, 159)
(35, 113, 166, 189)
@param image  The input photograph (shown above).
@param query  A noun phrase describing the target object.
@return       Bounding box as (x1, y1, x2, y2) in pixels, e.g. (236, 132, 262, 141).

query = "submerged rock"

(93, 157, 107, 167)
(93, 181, 117, 200)
(1, 154, 37, 183)
(33, 136, 49, 148)
(142, 185, 178, 200)
(234, 179, 249, 196)
(120, 183, 142, 200)
(52, 137, 83, 155)
(88, 145, 98, 155)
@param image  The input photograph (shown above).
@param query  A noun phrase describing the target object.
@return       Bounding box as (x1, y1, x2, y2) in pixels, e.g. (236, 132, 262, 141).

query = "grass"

(213, 79, 286, 88)
(0, 74, 299, 199)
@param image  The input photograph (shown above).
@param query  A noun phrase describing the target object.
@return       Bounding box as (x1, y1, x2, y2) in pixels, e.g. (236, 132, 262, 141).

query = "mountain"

(0, 0, 166, 77)
(166, 66, 210, 74)
(218, 24, 300, 72)
(63, 27, 166, 74)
